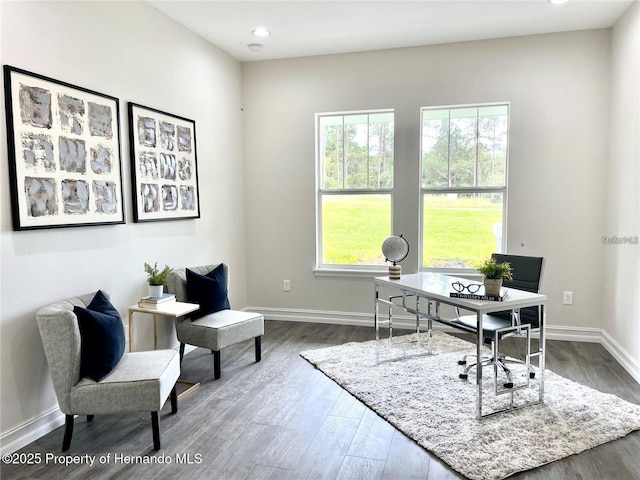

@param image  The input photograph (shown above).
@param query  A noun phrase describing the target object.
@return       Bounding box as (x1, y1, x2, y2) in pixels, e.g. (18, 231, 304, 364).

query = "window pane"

(422, 193, 504, 268)
(319, 117, 343, 189)
(369, 112, 394, 123)
(319, 111, 394, 192)
(322, 194, 391, 265)
(344, 114, 368, 125)
(345, 118, 368, 189)
(450, 107, 478, 119)
(477, 109, 508, 187)
(478, 105, 508, 117)
(421, 110, 449, 188)
(369, 118, 394, 189)
(421, 105, 508, 190)
(449, 112, 477, 188)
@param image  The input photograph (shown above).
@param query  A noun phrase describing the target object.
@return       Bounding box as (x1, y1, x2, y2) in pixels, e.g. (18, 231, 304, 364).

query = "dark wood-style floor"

(4, 320, 640, 480)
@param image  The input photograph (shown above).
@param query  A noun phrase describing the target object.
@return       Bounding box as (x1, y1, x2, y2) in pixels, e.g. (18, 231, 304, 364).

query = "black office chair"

(452, 254, 544, 388)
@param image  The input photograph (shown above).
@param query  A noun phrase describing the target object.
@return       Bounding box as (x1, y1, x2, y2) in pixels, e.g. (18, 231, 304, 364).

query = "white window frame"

(419, 103, 509, 273)
(315, 109, 394, 273)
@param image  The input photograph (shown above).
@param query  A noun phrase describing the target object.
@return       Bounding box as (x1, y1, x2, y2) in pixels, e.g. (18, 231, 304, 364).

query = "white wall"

(242, 30, 612, 338)
(0, 1, 246, 450)
(603, 2, 640, 379)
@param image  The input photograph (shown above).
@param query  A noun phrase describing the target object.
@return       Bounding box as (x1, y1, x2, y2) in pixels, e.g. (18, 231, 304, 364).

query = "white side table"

(128, 301, 199, 352)
(128, 301, 200, 399)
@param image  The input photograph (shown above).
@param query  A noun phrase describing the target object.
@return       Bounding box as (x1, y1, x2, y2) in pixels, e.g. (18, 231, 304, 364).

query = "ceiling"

(148, 0, 634, 62)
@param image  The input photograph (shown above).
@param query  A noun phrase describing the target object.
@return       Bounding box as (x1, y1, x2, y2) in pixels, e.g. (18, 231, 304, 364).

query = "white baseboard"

(248, 306, 638, 381)
(249, 306, 601, 340)
(0, 406, 65, 456)
(601, 329, 640, 384)
(542, 325, 602, 343)
(252, 307, 374, 327)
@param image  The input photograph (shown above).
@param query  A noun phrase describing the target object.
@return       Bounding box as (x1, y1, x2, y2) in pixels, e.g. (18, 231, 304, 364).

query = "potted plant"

(144, 262, 173, 298)
(477, 257, 513, 296)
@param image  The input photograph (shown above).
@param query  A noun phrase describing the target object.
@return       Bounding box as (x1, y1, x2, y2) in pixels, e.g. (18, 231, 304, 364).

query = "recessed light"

(251, 28, 271, 37)
(548, 0, 569, 4)
(247, 43, 263, 52)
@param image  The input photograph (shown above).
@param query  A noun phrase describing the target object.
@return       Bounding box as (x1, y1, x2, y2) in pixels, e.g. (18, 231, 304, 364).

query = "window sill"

(421, 268, 483, 281)
(313, 268, 388, 279)
(313, 267, 483, 280)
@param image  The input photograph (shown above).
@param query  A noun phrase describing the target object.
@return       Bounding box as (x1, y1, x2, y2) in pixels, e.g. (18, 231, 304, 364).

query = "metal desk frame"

(374, 272, 547, 419)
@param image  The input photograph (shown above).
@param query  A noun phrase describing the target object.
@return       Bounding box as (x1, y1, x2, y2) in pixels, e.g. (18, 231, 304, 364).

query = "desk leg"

(415, 296, 420, 344)
(430, 302, 438, 355)
(388, 303, 393, 346)
(476, 310, 483, 420)
(374, 284, 380, 363)
(128, 310, 134, 352)
(539, 304, 546, 403)
(426, 300, 434, 354)
(374, 284, 379, 342)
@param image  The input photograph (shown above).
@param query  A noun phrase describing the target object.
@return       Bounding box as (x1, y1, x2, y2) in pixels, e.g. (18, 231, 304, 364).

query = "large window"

(420, 104, 508, 270)
(317, 110, 394, 268)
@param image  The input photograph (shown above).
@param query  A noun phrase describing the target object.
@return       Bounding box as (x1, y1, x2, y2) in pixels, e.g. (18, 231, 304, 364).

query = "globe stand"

(388, 264, 401, 280)
(382, 234, 409, 281)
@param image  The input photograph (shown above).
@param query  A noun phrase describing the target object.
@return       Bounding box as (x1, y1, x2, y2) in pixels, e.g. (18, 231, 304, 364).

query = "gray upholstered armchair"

(36, 291, 180, 451)
(166, 264, 264, 380)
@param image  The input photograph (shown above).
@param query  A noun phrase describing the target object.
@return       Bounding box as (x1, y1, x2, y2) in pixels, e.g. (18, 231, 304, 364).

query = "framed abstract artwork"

(127, 103, 200, 222)
(3, 65, 125, 230)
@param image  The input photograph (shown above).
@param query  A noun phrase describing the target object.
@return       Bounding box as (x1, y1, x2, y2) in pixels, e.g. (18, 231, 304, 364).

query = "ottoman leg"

(151, 412, 161, 450)
(213, 350, 221, 379)
(255, 336, 262, 362)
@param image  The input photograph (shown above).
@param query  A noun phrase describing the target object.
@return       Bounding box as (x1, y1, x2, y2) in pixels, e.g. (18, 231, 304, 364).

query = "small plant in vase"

(144, 262, 173, 298)
(477, 257, 513, 296)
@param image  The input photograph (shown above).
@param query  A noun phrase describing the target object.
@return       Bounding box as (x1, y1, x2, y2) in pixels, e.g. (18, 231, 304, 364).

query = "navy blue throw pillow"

(186, 265, 230, 321)
(74, 290, 125, 382)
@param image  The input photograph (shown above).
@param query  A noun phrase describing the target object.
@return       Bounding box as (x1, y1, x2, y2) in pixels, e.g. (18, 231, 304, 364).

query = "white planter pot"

(483, 278, 503, 296)
(149, 285, 163, 298)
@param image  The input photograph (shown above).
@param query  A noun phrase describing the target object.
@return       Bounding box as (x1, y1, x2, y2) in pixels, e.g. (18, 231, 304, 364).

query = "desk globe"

(381, 235, 409, 279)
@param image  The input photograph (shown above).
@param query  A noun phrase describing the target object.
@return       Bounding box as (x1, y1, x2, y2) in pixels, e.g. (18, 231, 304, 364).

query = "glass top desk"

(374, 272, 547, 419)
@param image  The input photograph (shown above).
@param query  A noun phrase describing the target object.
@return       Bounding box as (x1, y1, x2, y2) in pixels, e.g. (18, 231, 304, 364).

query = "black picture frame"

(127, 103, 200, 222)
(3, 65, 125, 230)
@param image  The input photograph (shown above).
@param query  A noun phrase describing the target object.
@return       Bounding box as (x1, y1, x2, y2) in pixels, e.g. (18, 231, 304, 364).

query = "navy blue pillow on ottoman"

(186, 265, 231, 321)
(74, 290, 125, 382)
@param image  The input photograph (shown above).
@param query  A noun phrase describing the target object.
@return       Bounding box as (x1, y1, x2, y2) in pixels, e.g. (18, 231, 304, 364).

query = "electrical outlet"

(283, 280, 291, 292)
(563, 291, 573, 305)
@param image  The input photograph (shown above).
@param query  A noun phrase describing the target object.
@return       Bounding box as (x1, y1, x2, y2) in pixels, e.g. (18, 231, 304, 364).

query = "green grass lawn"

(322, 194, 502, 267)
(322, 195, 391, 264)
(423, 194, 503, 268)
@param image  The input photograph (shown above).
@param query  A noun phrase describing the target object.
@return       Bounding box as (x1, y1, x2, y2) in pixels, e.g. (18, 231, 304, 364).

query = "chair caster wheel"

(504, 382, 514, 388)
(529, 372, 536, 379)
(459, 373, 468, 379)
(457, 360, 467, 365)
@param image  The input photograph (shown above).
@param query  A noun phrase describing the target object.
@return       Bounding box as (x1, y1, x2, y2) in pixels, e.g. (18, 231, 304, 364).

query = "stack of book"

(450, 289, 508, 302)
(138, 293, 176, 309)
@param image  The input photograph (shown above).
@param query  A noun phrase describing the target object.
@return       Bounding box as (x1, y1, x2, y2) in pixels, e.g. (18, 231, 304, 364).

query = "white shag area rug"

(300, 332, 640, 480)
